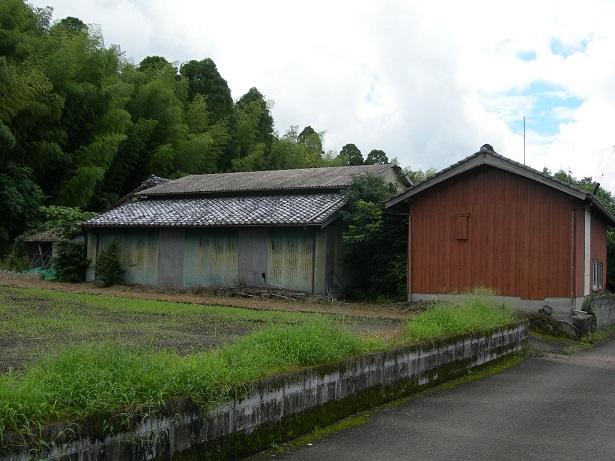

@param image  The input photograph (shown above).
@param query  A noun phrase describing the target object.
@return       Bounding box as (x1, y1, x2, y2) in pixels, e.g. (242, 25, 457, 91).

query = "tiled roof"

(23, 229, 62, 242)
(138, 164, 405, 197)
(84, 193, 346, 228)
(112, 174, 169, 208)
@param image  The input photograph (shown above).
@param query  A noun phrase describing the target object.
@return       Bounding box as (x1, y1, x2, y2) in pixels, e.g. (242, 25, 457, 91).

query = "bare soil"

(0, 271, 412, 320)
(0, 272, 407, 372)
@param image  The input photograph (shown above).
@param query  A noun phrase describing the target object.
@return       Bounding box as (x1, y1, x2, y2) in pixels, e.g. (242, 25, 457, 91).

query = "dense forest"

(0, 0, 398, 256)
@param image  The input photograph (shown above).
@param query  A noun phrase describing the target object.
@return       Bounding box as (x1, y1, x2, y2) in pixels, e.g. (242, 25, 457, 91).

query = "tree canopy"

(365, 149, 389, 165)
(340, 174, 407, 299)
(340, 143, 363, 166)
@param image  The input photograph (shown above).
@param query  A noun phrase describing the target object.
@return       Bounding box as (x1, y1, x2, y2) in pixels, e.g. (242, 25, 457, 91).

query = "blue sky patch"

(550, 37, 589, 57)
(506, 81, 583, 136)
(517, 50, 536, 61)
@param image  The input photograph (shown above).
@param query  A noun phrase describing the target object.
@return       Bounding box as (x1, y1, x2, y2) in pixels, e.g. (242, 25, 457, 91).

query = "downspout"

(570, 208, 576, 309)
(311, 230, 316, 295)
(407, 202, 412, 302)
(583, 204, 592, 297)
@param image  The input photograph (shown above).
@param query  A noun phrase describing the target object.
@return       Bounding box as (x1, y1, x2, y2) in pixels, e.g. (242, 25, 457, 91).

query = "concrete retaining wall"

(585, 296, 615, 329)
(1, 323, 527, 461)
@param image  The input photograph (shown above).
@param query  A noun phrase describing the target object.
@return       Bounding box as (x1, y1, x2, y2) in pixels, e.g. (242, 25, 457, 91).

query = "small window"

(454, 213, 469, 240)
(592, 259, 603, 291)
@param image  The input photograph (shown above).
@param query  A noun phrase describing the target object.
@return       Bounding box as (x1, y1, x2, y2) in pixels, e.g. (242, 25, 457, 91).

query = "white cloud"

(33, 0, 615, 192)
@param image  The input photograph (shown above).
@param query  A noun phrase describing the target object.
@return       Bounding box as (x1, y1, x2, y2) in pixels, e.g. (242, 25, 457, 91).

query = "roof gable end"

(386, 149, 615, 225)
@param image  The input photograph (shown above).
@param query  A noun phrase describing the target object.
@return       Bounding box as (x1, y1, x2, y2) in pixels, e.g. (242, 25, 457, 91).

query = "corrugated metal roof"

(23, 229, 63, 242)
(138, 164, 399, 197)
(84, 193, 345, 228)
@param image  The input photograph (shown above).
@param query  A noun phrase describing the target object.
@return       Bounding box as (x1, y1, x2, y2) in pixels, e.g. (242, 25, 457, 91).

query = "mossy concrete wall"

(1, 323, 526, 461)
(585, 296, 615, 329)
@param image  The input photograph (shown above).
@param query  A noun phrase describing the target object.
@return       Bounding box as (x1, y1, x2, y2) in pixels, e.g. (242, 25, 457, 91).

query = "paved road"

(276, 340, 615, 461)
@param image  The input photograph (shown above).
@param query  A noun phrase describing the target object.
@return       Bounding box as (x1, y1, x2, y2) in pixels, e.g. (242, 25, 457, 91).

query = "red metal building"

(386, 146, 615, 312)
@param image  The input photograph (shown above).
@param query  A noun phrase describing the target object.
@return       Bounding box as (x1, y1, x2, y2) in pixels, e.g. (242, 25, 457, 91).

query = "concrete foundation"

(410, 292, 581, 315)
(1, 324, 526, 461)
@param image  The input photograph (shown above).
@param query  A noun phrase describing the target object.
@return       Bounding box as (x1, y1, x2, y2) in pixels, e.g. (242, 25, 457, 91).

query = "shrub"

(40, 206, 96, 239)
(96, 241, 123, 286)
(403, 289, 514, 342)
(0, 321, 374, 440)
(52, 240, 88, 282)
(340, 174, 407, 300)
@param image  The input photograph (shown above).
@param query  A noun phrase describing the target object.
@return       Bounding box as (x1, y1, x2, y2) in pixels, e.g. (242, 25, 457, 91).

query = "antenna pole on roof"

(523, 116, 526, 166)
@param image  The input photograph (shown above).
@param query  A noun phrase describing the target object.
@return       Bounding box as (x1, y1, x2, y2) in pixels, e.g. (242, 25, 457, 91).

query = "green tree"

(180, 58, 233, 123)
(403, 167, 437, 184)
(340, 174, 407, 299)
(365, 149, 389, 165)
(96, 240, 123, 286)
(138, 56, 172, 72)
(339, 143, 363, 166)
(236, 87, 273, 149)
(55, 16, 86, 34)
(0, 163, 44, 255)
(39, 205, 96, 238)
(52, 239, 88, 282)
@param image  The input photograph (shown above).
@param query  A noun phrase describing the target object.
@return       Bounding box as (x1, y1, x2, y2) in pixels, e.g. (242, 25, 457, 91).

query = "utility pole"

(523, 116, 526, 166)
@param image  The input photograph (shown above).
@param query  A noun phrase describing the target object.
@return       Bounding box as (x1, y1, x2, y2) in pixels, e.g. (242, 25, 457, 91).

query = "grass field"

(402, 290, 515, 342)
(0, 286, 397, 372)
(0, 285, 516, 446)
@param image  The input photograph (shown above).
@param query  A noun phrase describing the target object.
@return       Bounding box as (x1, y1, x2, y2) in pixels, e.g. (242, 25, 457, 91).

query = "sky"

(32, 0, 615, 192)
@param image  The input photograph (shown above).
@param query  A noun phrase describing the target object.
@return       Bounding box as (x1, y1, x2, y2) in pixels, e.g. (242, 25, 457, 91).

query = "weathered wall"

(409, 166, 580, 301)
(183, 230, 239, 288)
(87, 230, 159, 285)
(158, 229, 184, 288)
(586, 296, 615, 329)
(268, 229, 314, 292)
(1, 324, 526, 461)
(86, 227, 341, 295)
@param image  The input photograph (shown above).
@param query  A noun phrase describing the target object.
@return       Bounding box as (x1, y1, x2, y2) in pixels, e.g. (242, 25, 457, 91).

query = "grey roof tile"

(138, 164, 399, 196)
(84, 193, 346, 228)
(23, 229, 63, 242)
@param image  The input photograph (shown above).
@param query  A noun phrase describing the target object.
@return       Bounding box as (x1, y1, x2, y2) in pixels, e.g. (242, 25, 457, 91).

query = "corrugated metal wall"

(409, 166, 579, 300)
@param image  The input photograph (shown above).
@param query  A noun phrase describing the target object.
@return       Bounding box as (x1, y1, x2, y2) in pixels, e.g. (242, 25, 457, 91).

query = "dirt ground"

(0, 272, 408, 372)
(0, 271, 412, 320)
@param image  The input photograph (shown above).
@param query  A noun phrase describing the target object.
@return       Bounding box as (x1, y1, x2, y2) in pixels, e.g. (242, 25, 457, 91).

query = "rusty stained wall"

(183, 229, 239, 287)
(408, 166, 583, 300)
(86, 230, 159, 285)
(268, 229, 315, 292)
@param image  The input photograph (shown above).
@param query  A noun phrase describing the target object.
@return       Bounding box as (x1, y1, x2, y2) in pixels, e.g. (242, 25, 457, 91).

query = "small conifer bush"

(52, 240, 88, 282)
(96, 241, 123, 286)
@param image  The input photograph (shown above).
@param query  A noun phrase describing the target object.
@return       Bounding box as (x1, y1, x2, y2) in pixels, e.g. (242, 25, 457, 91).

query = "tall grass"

(0, 321, 376, 442)
(403, 289, 514, 342)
